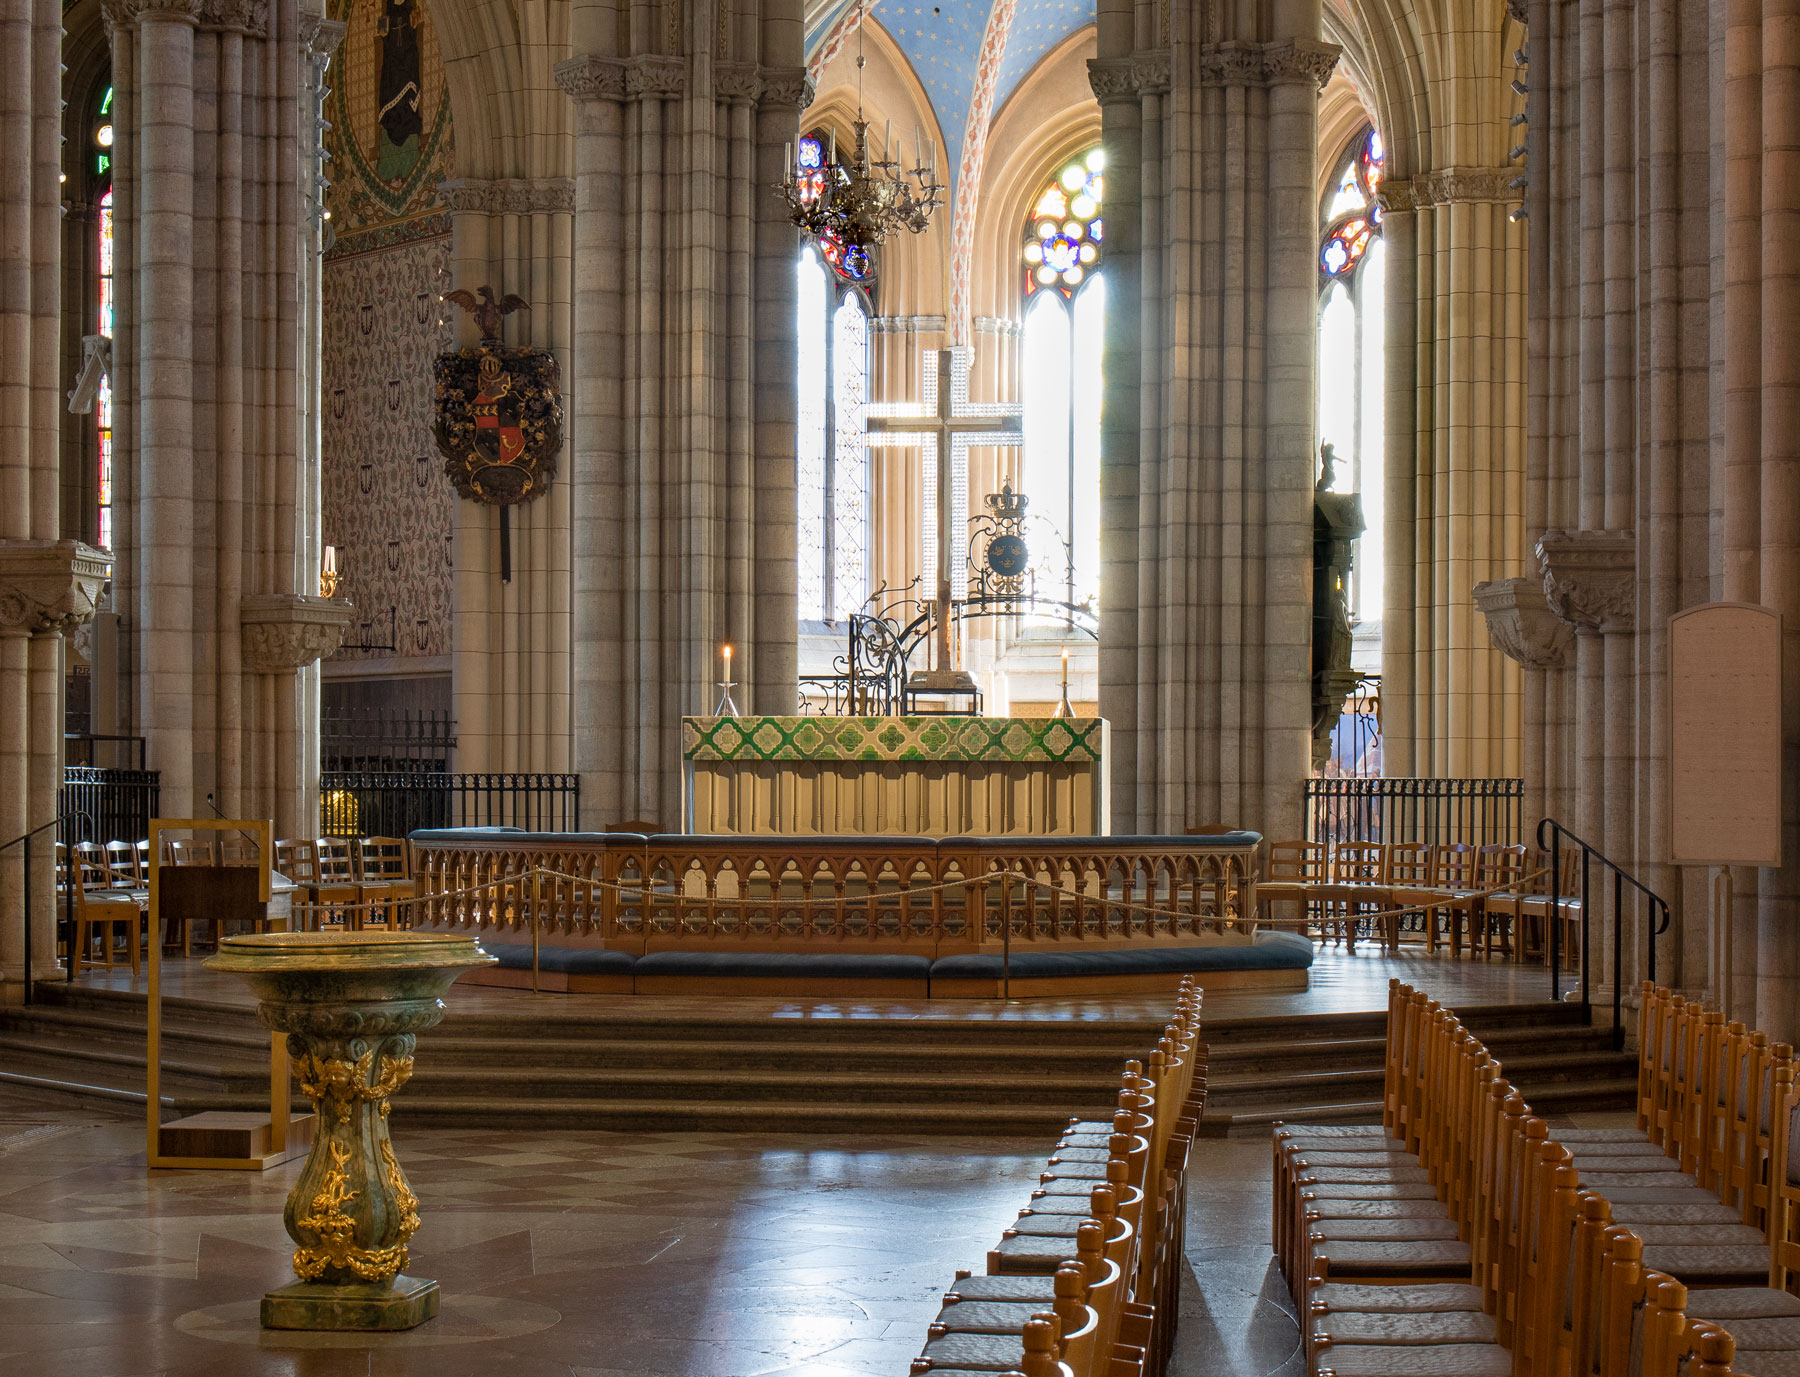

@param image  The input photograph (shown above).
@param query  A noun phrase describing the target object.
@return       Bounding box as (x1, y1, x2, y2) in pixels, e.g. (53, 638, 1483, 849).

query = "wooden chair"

(1255, 840, 1326, 934)
(1471, 843, 1527, 958)
(356, 836, 415, 929)
(63, 843, 145, 976)
(315, 838, 367, 929)
(1313, 842, 1389, 951)
(103, 839, 145, 890)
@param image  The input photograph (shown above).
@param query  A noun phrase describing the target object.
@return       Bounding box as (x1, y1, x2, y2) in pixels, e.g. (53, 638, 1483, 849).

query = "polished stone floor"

(0, 1087, 1308, 1377)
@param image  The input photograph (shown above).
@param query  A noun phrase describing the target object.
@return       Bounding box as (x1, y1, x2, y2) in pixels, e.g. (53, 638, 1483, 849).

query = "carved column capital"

(1474, 577, 1573, 669)
(1412, 166, 1518, 207)
(1262, 39, 1341, 88)
(436, 178, 575, 215)
(199, 0, 268, 35)
(1087, 52, 1171, 104)
(0, 541, 111, 636)
(713, 62, 763, 105)
(555, 55, 627, 103)
(757, 66, 815, 110)
(1507, 0, 1528, 24)
(1536, 529, 1637, 634)
(301, 14, 346, 58)
(240, 594, 353, 672)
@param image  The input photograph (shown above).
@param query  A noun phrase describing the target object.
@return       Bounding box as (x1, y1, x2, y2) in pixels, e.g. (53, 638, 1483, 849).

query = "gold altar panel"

(685, 759, 1103, 836)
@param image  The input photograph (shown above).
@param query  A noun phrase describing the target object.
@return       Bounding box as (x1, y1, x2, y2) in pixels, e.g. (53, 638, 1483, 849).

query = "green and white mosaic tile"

(681, 716, 1105, 763)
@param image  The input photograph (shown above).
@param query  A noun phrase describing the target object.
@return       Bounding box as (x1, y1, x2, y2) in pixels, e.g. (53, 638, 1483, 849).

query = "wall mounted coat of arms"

(433, 288, 562, 506)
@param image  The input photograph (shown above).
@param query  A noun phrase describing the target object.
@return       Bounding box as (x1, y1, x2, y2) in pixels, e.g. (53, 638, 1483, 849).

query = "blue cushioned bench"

(469, 932, 1311, 998)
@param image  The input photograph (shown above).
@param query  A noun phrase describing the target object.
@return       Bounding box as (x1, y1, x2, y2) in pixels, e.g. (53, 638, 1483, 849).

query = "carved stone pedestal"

(204, 931, 495, 1331)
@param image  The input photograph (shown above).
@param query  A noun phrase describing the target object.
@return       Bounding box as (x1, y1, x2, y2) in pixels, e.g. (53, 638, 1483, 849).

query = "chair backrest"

(1477, 843, 1526, 890)
(1768, 1062, 1800, 1288)
(358, 836, 410, 882)
(1432, 842, 1475, 888)
(220, 838, 261, 867)
(316, 837, 358, 883)
(1264, 839, 1325, 882)
(1384, 841, 1433, 886)
(169, 838, 215, 867)
(276, 839, 320, 884)
(1332, 841, 1387, 884)
(73, 841, 112, 891)
(105, 840, 141, 883)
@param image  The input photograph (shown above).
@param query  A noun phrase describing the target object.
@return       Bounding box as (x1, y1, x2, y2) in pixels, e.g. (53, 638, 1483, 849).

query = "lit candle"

(722, 643, 732, 677)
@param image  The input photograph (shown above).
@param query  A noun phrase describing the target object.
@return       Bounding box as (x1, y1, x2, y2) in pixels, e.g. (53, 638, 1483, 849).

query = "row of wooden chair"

(1257, 840, 1582, 961)
(1270, 980, 1800, 1376)
(909, 978, 1208, 1377)
(273, 837, 415, 929)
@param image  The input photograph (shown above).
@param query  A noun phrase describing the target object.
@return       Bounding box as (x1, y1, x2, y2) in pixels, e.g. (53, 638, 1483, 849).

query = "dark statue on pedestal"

(1311, 443, 1365, 771)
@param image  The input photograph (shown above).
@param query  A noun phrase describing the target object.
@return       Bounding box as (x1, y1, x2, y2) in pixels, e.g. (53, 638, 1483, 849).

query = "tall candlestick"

(1053, 646, 1074, 719)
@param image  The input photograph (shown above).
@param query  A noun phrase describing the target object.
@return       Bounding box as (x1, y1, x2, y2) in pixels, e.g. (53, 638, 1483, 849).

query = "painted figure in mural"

(376, 0, 423, 181)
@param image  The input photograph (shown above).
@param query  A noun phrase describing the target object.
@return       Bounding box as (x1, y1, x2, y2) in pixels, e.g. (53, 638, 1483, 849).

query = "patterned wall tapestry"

(322, 237, 456, 662)
(320, 0, 457, 665)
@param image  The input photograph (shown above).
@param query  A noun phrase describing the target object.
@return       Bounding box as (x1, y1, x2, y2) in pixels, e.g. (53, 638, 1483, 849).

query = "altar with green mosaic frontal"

(681, 716, 1111, 836)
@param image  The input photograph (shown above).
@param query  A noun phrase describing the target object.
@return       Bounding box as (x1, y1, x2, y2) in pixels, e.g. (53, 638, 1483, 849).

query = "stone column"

(1382, 169, 1530, 780)
(436, 177, 576, 775)
(0, 546, 111, 997)
(559, 0, 804, 825)
(104, 0, 315, 835)
(1093, 5, 1335, 837)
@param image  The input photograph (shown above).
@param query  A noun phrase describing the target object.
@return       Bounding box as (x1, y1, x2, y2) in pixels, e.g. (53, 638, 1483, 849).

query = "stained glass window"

(95, 87, 116, 554)
(1316, 125, 1386, 642)
(1018, 149, 1104, 610)
(795, 135, 873, 622)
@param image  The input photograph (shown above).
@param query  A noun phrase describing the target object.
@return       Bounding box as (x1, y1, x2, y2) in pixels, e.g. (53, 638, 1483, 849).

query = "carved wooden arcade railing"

(407, 831, 1263, 956)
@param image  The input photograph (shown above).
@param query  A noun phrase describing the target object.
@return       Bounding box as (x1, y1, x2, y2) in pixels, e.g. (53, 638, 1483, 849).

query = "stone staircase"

(0, 983, 1636, 1136)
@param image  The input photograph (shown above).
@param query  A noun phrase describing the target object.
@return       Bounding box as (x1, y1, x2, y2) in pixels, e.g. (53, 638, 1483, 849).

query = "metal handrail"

(1, 811, 95, 1007)
(1537, 817, 1673, 1052)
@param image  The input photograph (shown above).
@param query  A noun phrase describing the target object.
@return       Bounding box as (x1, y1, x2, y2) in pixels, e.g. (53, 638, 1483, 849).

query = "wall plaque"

(1668, 603, 1782, 868)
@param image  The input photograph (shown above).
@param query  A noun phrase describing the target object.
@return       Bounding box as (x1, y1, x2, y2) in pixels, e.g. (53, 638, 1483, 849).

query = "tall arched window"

(1020, 147, 1104, 611)
(1317, 126, 1386, 632)
(94, 87, 116, 553)
(795, 132, 873, 622)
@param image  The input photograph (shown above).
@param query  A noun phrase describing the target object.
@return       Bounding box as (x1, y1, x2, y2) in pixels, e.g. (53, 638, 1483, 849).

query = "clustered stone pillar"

(559, 0, 804, 824)
(1382, 168, 1530, 781)
(1091, 0, 1335, 837)
(436, 177, 576, 775)
(104, 0, 342, 836)
(0, 0, 110, 999)
(1525, 0, 1775, 1029)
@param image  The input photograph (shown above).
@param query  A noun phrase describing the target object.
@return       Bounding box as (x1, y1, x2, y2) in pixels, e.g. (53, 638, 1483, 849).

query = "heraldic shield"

(433, 343, 563, 506)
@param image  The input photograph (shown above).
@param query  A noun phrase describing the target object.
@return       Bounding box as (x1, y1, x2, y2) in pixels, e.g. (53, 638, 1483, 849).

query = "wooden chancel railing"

(407, 832, 1263, 957)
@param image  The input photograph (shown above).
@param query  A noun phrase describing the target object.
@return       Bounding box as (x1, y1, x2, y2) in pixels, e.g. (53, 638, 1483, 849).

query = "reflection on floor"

(0, 1086, 1308, 1377)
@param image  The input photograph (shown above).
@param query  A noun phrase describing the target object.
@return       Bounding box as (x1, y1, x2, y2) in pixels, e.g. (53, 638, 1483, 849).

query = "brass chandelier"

(780, 0, 943, 263)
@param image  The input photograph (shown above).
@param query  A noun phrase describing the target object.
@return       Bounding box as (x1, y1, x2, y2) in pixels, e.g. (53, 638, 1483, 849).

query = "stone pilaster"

(102, 0, 315, 834)
(559, 0, 804, 825)
(1379, 166, 1530, 780)
(434, 176, 576, 775)
(1093, 1, 1334, 836)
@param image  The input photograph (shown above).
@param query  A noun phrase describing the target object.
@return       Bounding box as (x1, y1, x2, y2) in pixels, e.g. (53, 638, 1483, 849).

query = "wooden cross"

(866, 347, 1024, 685)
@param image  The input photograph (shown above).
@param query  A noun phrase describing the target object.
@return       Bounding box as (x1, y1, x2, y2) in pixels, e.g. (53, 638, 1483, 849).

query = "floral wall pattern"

(320, 0, 457, 667)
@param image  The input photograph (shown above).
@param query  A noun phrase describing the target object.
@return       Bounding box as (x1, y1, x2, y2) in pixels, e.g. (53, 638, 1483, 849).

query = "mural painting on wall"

(325, 0, 452, 245)
(321, 0, 456, 664)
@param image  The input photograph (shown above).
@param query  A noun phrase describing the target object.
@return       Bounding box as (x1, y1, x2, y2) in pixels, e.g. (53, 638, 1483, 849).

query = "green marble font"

(204, 931, 496, 1332)
(682, 714, 1104, 764)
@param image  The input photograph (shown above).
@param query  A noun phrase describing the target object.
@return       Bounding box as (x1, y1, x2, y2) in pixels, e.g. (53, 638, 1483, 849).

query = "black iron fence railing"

(1539, 817, 1671, 1051)
(1304, 777, 1525, 847)
(320, 771, 580, 839)
(321, 708, 457, 773)
(59, 766, 161, 846)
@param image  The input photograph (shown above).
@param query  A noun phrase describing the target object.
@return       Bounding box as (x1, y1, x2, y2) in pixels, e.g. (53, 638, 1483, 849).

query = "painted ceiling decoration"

(805, 0, 1097, 198)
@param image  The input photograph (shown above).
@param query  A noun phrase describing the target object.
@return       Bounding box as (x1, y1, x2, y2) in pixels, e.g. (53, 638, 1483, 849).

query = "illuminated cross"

(865, 347, 1024, 691)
